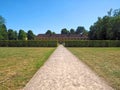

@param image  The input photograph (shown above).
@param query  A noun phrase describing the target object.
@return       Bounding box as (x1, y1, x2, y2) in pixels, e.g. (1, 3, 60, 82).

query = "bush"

(65, 40, 120, 47)
(0, 40, 57, 47)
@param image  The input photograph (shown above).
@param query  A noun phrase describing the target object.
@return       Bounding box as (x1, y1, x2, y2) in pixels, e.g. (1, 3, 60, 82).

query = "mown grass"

(0, 47, 55, 90)
(68, 48, 120, 90)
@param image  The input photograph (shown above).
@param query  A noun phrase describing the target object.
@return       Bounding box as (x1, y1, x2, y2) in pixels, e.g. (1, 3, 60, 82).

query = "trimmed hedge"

(65, 40, 120, 47)
(1, 40, 119, 47)
(0, 40, 57, 47)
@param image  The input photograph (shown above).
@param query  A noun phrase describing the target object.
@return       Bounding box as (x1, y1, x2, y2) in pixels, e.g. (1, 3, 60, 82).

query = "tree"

(111, 16, 120, 40)
(89, 25, 97, 40)
(18, 29, 27, 40)
(61, 28, 69, 34)
(52, 32, 56, 34)
(0, 24, 8, 40)
(27, 30, 35, 40)
(107, 8, 113, 17)
(14, 31, 18, 40)
(45, 30, 52, 34)
(8, 29, 15, 40)
(113, 8, 120, 16)
(89, 16, 110, 40)
(0, 16, 7, 40)
(89, 8, 120, 40)
(8, 29, 18, 40)
(82, 29, 88, 36)
(98, 16, 110, 40)
(76, 26, 85, 34)
(70, 28, 75, 34)
(0, 16, 5, 25)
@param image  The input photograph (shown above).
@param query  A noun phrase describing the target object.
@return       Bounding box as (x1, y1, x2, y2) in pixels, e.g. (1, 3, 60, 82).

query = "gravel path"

(23, 45, 113, 90)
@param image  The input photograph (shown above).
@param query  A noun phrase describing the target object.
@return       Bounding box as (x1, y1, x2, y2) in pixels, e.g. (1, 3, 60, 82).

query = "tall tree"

(107, 8, 113, 17)
(14, 31, 18, 40)
(61, 28, 69, 34)
(89, 25, 97, 40)
(70, 28, 75, 34)
(8, 29, 14, 40)
(0, 16, 5, 25)
(52, 32, 56, 34)
(18, 29, 27, 40)
(8, 29, 17, 40)
(89, 8, 120, 40)
(113, 8, 120, 16)
(0, 16, 7, 40)
(89, 16, 109, 40)
(76, 26, 85, 34)
(45, 30, 52, 34)
(82, 29, 88, 36)
(0, 24, 8, 40)
(27, 30, 35, 40)
(111, 16, 120, 40)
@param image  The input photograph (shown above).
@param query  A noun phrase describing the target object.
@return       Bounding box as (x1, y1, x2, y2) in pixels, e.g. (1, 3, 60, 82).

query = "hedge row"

(0, 40, 57, 47)
(65, 40, 120, 47)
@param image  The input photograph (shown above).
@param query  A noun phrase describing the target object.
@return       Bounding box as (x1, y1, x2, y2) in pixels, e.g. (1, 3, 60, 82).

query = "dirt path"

(23, 45, 113, 90)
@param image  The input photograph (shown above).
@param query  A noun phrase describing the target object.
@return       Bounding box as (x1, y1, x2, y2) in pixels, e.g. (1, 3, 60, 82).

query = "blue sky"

(0, 0, 119, 35)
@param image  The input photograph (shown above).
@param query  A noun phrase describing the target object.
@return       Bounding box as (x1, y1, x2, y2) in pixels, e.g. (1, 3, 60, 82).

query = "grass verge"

(0, 47, 55, 90)
(68, 47, 120, 90)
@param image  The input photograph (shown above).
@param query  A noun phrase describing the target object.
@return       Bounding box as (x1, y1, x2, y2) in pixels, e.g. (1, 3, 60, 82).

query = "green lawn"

(0, 47, 55, 90)
(68, 48, 120, 90)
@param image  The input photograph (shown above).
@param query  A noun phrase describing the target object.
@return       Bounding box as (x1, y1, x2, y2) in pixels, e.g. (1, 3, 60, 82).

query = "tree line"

(45, 8, 120, 40)
(0, 16, 35, 40)
(0, 8, 120, 40)
(45, 26, 88, 35)
(0, 15, 88, 41)
(89, 8, 120, 40)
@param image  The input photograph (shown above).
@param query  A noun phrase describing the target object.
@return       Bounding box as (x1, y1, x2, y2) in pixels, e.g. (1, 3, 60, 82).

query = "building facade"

(36, 34, 88, 41)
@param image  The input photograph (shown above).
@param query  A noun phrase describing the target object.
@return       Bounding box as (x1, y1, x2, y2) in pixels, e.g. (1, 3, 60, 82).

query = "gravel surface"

(23, 45, 113, 90)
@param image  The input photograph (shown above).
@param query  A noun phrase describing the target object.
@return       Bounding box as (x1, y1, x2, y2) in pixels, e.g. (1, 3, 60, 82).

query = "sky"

(0, 0, 120, 35)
